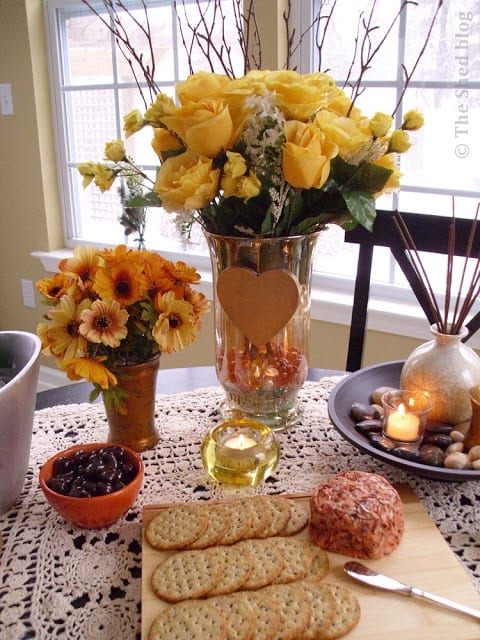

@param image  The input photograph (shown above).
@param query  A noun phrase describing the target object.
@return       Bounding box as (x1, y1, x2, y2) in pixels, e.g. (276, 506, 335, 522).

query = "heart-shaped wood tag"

(216, 266, 300, 347)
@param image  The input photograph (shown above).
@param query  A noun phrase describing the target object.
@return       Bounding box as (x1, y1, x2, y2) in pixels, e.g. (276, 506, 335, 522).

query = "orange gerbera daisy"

(46, 295, 90, 360)
(101, 244, 139, 267)
(152, 291, 197, 353)
(184, 285, 209, 327)
(62, 356, 118, 389)
(59, 245, 101, 289)
(93, 260, 148, 306)
(79, 299, 129, 347)
(36, 273, 76, 301)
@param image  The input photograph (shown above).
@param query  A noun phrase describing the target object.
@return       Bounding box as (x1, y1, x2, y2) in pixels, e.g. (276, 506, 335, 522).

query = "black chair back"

(344, 209, 480, 371)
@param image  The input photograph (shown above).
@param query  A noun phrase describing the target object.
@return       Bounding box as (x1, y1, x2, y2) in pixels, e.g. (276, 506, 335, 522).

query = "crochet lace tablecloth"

(1, 377, 479, 639)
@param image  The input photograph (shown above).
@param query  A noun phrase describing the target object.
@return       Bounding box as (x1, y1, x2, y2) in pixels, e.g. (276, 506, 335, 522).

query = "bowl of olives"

(39, 442, 144, 528)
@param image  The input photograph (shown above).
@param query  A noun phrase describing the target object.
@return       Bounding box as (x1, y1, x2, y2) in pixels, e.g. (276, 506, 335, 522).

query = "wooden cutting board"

(141, 487, 480, 639)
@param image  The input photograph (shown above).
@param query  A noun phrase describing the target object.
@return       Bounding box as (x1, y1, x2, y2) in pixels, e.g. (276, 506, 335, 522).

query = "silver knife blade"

(344, 561, 480, 622)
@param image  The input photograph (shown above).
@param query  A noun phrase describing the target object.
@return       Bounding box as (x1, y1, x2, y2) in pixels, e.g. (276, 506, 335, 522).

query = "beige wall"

(0, 0, 438, 377)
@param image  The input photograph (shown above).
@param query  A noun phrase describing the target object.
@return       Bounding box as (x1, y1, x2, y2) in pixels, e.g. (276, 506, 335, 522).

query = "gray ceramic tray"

(327, 360, 480, 482)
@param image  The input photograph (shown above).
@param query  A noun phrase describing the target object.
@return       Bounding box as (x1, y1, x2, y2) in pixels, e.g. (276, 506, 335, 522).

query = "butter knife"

(344, 561, 480, 622)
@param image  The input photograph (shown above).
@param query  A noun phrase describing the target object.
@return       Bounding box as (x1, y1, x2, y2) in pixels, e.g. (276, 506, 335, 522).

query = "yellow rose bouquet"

(79, 69, 423, 237)
(36, 245, 209, 411)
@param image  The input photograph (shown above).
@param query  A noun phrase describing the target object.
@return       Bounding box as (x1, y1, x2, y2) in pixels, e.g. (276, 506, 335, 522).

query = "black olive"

(84, 459, 103, 480)
(47, 446, 136, 498)
(53, 456, 74, 475)
(100, 451, 118, 470)
(47, 476, 71, 495)
(98, 466, 117, 483)
(69, 487, 92, 498)
(120, 463, 136, 483)
(95, 481, 114, 496)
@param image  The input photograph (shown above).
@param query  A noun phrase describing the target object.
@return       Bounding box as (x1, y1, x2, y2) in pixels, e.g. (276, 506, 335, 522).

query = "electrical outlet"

(0, 83, 14, 115)
(21, 279, 36, 308)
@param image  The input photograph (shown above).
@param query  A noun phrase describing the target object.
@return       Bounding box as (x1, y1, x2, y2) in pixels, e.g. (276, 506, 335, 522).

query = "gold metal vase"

(103, 354, 160, 451)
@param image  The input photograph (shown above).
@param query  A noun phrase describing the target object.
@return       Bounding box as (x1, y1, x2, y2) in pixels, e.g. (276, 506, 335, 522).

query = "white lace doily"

(0, 377, 479, 639)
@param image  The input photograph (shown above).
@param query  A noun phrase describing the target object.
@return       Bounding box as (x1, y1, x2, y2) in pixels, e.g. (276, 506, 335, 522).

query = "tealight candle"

(386, 405, 421, 441)
(223, 433, 258, 450)
(201, 419, 280, 486)
(381, 389, 432, 445)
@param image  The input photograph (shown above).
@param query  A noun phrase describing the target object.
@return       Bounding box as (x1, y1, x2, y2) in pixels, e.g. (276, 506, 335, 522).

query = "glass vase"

(400, 324, 480, 425)
(205, 231, 320, 431)
(103, 354, 160, 451)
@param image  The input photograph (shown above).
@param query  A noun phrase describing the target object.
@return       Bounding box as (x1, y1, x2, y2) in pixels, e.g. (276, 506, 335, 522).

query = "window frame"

(40, 0, 480, 347)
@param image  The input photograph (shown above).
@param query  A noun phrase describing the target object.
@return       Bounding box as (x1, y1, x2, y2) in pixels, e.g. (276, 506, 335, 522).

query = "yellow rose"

(144, 93, 177, 123)
(221, 173, 261, 201)
(388, 129, 411, 153)
(326, 92, 362, 120)
(154, 150, 220, 211)
(221, 153, 261, 201)
(264, 70, 339, 121)
(123, 109, 144, 137)
(151, 128, 183, 161)
(402, 109, 424, 131)
(160, 98, 234, 158)
(93, 163, 115, 192)
(315, 110, 371, 162)
(282, 120, 338, 189)
(175, 71, 230, 105)
(373, 153, 402, 195)
(78, 161, 96, 188)
(369, 112, 393, 138)
(104, 139, 125, 162)
(223, 151, 248, 178)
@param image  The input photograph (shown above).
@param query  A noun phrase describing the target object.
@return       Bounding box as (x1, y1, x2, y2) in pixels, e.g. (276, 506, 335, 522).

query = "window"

(43, 0, 480, 336)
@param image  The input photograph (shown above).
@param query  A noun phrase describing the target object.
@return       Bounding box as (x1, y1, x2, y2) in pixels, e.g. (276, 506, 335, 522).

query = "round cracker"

(321, 583, 361, 639)
(270, 537, 314, 584)
(145, 503, 208, 550)
(207, 545, 253, 596)
(151, 548, 224, 602)
(235, 538, 284, 589)
(239, 496, 274, 538)
(261, 582, 311, 640)
(257, 496, 292, 538)
(298, 580, 337, 640)
(216, 500, 254, 545)
(241, 590, 281, 640)
(279, 499, 309, 536)
(305, 542, 330, 582)
(208, 594, 255, 640)
(148, 600, 227, 640)
(186, 504, 232, 549)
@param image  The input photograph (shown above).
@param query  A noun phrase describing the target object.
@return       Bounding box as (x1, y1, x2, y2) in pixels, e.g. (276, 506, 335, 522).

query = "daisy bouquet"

(36, 244, 208, 410)
(79, 69, 423, 238)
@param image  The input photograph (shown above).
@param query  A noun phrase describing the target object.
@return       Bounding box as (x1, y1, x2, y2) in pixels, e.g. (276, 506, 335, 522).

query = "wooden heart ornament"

(216, 266, 301, 347)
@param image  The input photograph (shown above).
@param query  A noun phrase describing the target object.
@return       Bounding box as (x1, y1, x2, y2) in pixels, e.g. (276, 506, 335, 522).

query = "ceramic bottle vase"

(400, 324, 480, 425)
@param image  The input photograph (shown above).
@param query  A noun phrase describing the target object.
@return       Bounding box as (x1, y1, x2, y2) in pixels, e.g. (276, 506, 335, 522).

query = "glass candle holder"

(381, 389, 432, 446)
(201, 418, 280, 486)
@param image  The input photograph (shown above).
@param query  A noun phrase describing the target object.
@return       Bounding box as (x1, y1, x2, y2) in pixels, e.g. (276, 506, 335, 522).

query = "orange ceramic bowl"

(39, 442, 144, 529)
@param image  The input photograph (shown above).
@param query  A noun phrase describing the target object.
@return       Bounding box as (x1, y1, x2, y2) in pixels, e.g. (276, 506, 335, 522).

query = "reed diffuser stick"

(394, 203, 480, 335)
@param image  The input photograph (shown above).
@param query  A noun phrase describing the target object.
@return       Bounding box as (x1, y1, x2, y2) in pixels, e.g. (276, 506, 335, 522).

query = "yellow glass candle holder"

(201, 419, 280, 486)
(381, 389, 432, 446)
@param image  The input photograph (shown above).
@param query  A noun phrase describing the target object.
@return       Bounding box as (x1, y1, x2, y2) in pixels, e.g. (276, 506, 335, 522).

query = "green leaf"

(341, 191, 377, 231)
(350, 162, 393, 194)
(127, 192, 162, 207)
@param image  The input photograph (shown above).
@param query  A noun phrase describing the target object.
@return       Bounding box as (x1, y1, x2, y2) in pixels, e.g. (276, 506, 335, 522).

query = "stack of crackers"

(144, 495, 360, 640)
